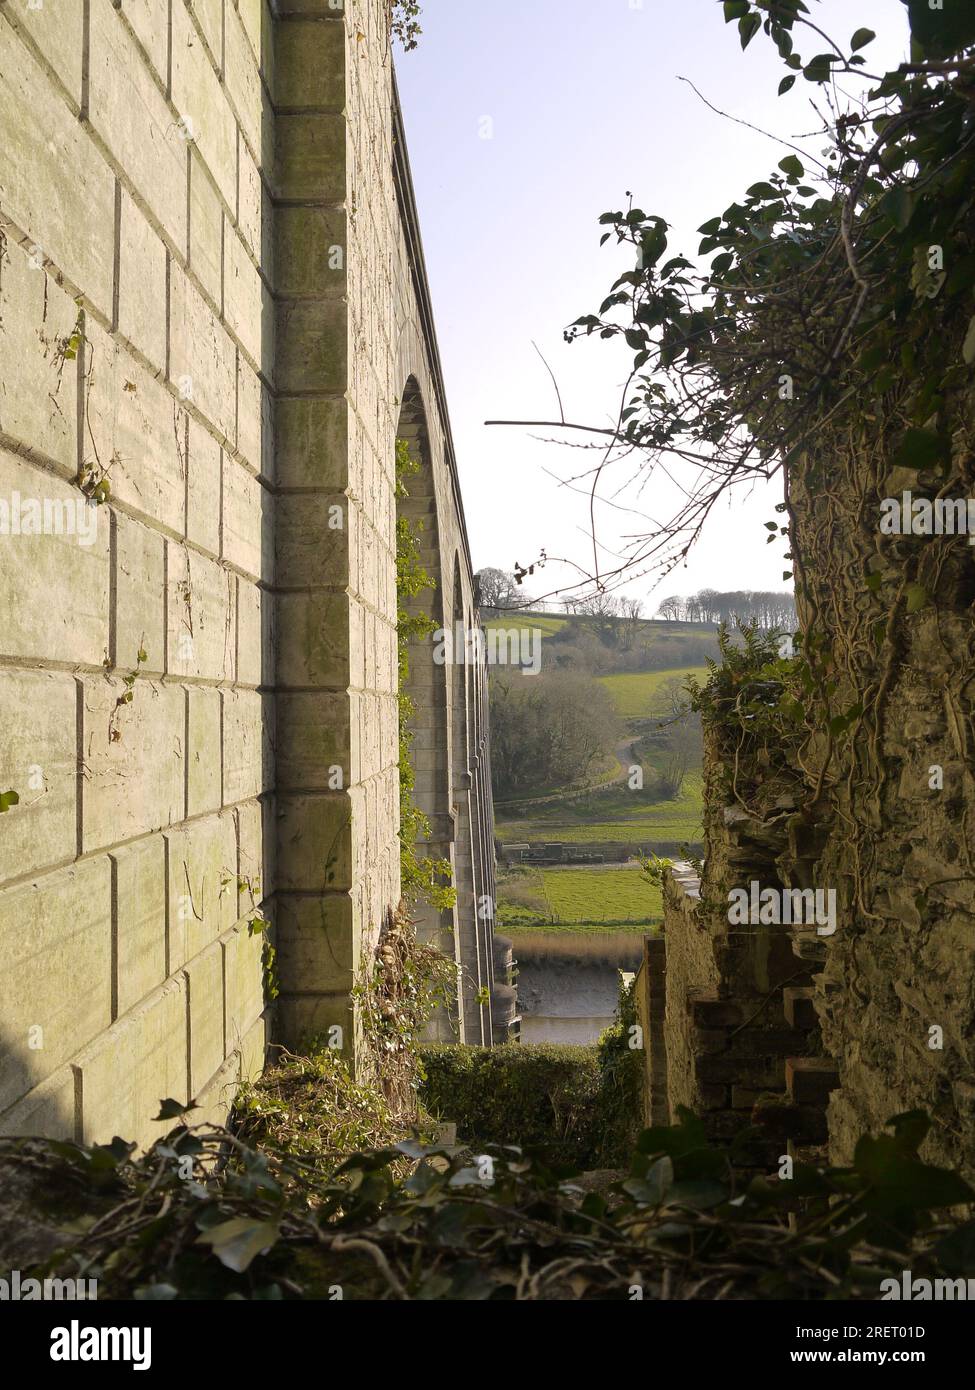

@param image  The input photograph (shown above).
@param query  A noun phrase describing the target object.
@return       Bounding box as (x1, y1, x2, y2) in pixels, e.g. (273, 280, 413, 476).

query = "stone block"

(236, 354, 271, 477)
(88, 0, 187, 252)
(275, 396, 348, 490)
(0, 21, 115, 318)
(224, 0, 262, 157)
(116, 0, 169, 84)
(223, 916, 266, 1044)
(84, 320, 186, 537)
(236, 577, 267, 688)
(171, 0, 237, 209)
(224, 224, 264, 367)
(76, 975, 188, 1147)
(165, 810, 237, 968)
(169, 260, 236, 444)
(166, 541, 236, 681)
(0, 669, 77, 888)
(186, 0, 224, 69)
(276, 792, 352, 893)
(111, 833, 167, 1017)
(0, 222, 79, 476)
(276, 692, 349, 791)
(274, 112, 346, 203)
(184, 938, 225, 1098)
(0, 858, 112, 1111)
(3, 0, 85, 109)
(785, 1058, 840, 1107)
(114, 508, 165, 673)
(189, 150, 224, 309)
(222, 453, 267, 579)
(81, 676, 184, 851)
(222, 689, 269, 803)
(277, 992, 352, 1055)
(274, 590, 350, 689)
(276, 893, 356, 995)
(187, 685, 222, 817)
(274, 297, 347, 393)
(274, 19, 344, 110)
(0, 1065, 75, 1140)
(0, 447, 110, 666)
(117, 188, 167, 374)
(186, 416, 222, 557)
(275, 491, 350, 587)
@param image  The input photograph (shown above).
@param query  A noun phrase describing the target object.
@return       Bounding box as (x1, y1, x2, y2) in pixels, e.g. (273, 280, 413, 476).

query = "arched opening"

(394, 381, 458, 1039)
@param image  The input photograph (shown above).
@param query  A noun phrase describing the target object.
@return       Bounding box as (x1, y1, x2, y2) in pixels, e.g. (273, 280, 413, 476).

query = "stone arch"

(395, 380, 458, 1036)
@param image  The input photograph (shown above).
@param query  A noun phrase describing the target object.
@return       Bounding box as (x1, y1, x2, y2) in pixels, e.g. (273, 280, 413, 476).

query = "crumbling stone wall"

(789, 386, 975, 1172)
(0, 0, 497, 1149)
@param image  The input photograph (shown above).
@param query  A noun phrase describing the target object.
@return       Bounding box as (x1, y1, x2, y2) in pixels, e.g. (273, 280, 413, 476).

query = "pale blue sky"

(397, 0, 909, 612)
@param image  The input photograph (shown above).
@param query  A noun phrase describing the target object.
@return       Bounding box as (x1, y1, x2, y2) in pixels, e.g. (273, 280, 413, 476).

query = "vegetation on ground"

(7, 1100, 973, 1300)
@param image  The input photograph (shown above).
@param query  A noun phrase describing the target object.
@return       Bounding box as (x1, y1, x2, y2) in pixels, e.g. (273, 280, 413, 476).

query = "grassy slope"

(597, 666, 711, 719)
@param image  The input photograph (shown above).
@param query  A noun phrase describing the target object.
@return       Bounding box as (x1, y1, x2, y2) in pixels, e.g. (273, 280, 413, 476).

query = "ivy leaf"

(197, 1218, 280, 1273)
(154, 1098, 192, 1121)
(906, 583, 929, 614)
(739, 12, 761, 48)
(723, 0, 750, 19)
(746, 181, 778, 200)
(778, 155, 804, 179)
(893, 426, 948, 471)
(0, 790, 19, 814)
(778, 74, 797, 95)
(850, 28, 876, 51)
(903, 0, 975, 59)
(803, 54, 834, 82)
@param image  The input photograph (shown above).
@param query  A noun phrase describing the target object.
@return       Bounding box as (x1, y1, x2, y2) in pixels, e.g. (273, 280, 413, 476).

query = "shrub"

(420, 1033, 639, 1169)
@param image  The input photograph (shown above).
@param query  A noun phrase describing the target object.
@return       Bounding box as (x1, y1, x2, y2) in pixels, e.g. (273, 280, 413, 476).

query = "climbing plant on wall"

(395, 437, 456, 911)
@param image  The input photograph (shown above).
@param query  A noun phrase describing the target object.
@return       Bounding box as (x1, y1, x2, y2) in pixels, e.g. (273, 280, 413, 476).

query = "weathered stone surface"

(0, 858, 112, 1111)
(112, 833, 167, 1017)
(0, 670, 77, 888)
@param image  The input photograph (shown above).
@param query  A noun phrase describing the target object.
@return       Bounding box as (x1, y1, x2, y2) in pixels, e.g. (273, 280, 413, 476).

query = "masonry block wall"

(0, 0, 273, 1147)
(0, 0, 498, 1148)
(272, 0, 499, 1051)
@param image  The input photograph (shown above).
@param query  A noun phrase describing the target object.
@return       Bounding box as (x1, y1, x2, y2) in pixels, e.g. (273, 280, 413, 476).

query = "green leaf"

(154, 1097, 191, 1121)
(906, 583, 929, 614)
(746, 181, 778, 200)
(723, 0, 750, 19)
(903, 0, 975, 59)
(778, 155, 804, 179)
(0, 790, 19, 814)
(850, 28, 875, 51)
(197, 1218, 280, 1273)
(778, 74, 797, 95)
(893, 426, 947, 471)
(803, 54, 834, 82)
(738, 12, 761, 48)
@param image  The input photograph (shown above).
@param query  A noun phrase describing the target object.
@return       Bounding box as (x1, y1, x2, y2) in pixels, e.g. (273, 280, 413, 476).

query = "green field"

(497, 863, 663, 932)
(496, 771, 703, 847)
(597, 667, 711, 719)
(484, 614, 567, 638)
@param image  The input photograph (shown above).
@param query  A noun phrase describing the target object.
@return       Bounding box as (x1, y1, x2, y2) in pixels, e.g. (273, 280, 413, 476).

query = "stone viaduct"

(0, 0, 502, 1150)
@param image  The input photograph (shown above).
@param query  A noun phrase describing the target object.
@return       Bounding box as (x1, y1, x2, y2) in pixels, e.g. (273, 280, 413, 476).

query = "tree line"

(655, 590, 796, 629)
